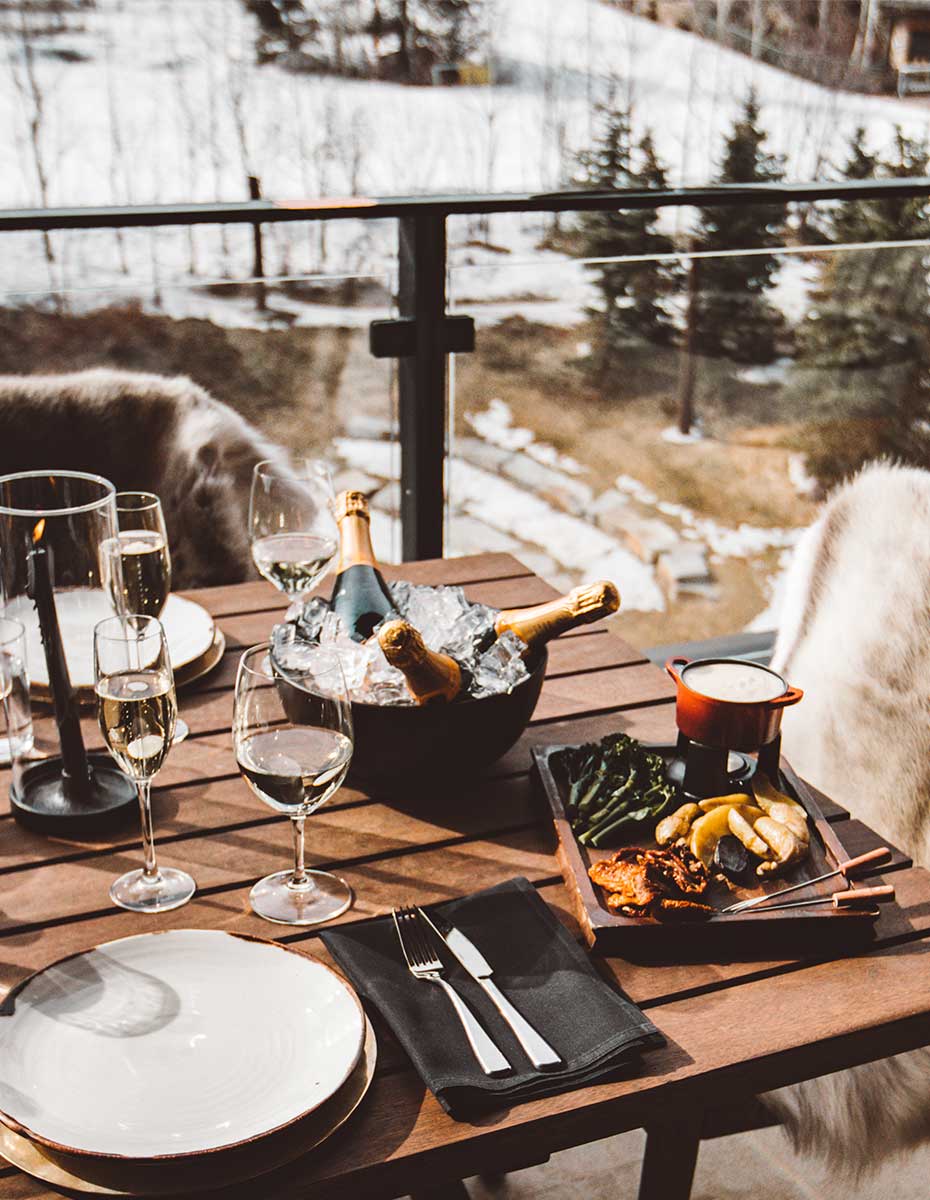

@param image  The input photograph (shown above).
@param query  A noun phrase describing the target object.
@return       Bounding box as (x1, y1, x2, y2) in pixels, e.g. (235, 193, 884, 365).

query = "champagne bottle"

(378, 619, 467, 705)
(330, 491, 398, 642)
(493, 580, 620, 651)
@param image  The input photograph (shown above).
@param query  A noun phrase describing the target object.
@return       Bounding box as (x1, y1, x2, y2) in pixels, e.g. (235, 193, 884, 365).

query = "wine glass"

(234, 642, 353, 926)
(100, 491, 190, 743)
(0, 617, 32, 766)
(249, 459, 338, 610)
(94, 613, 195, 913)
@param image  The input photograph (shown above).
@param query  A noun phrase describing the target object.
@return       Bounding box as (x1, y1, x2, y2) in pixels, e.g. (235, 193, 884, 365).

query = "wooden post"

(637, 1112, 702, 1200)
(249, 174, 267, 311)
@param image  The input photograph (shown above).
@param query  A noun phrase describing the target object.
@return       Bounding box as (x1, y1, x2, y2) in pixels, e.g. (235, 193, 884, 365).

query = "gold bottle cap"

(569, 579, 620, 617)
(334, 490, 370, 523)
(378, 619, 427, 669)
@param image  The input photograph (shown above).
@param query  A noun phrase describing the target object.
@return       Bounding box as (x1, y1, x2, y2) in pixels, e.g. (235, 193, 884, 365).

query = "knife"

(418, 906, 563, 1070)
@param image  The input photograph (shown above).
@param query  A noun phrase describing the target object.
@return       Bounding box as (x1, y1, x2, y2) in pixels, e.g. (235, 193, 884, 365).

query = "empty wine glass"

(234, 642, 353, 926)
(94, 614, 195, 913)
(100, 492, 190, 743)
(249, 460, 338, 608)
(0, 617, 32, 766)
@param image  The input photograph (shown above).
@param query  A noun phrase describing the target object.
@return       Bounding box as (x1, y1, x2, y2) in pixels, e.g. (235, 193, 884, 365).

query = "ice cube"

(441, 602, 497, 665)
(470, 631, 530, 698)
(296, 596, 330, 643)
(401, 584, 470, 651)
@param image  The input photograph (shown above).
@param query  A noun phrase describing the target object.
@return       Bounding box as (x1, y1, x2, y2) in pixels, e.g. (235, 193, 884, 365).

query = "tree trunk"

(818, 0, 831, 43)
(677, 255, 699, 437)
(853, 0, 882, 67)
(397, 0, 411, 82)
(750, 0, 765, 59)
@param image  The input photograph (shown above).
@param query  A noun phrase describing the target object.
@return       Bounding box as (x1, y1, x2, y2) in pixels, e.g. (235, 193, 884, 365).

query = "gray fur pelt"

(761, 460, 930, 1175)
(0, 369, 291, 589)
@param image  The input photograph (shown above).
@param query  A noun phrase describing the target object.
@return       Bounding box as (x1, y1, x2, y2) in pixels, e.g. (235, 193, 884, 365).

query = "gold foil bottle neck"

(334, 490, 370, 524)
(495, 578, 621, 647)
(568, 580, 620, 617)
(378, 619, 462, 704)
(378, 619, 428, 669)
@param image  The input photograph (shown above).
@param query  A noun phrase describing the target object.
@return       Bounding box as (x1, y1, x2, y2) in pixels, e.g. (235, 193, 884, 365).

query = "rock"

(656, 543, 713, 600)
(341, 412, 393, 440)
(591, 489, 631, 538)
(333, 469, 382, 497)
(452, 437, 513, 474)
(617, 513, 679, 563)
(446, 516, 521, 556)
(501, 453, 593, 516)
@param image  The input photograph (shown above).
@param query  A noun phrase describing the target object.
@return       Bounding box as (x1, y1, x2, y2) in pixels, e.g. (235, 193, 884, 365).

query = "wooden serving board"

(533, 742, 898, 957)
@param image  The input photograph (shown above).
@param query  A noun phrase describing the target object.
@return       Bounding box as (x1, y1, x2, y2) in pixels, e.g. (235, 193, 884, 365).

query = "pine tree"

(576, 104, 676, 379)
(795, 127, 930, 479)
(374, 0, 483, 83)
(692, 89, 787, 364)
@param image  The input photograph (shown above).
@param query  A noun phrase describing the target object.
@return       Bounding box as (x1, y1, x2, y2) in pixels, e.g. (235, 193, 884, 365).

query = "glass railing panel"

(448, 235, 930, 648)
(0, 264, 400, 583)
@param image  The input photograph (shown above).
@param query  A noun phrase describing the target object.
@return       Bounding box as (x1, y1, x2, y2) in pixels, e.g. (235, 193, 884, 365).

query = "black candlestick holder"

(0, 470, 137, 835)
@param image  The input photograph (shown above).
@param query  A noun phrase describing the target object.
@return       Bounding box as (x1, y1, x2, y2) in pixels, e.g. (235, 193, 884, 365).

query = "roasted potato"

(655, 802, 701, 847)
(727, 808, 774, 860)
(698, 793, 753, 811)
(690, 803, 763, 868)
(754, 816, 807, 875)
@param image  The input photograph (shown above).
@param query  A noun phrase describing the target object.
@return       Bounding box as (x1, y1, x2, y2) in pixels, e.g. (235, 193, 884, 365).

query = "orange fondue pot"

(665, 656, 803, 752)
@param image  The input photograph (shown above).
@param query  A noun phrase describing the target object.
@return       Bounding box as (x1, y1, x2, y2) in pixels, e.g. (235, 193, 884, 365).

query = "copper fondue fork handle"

(722, 846, 892, 914)
(747, 884, 895, 914)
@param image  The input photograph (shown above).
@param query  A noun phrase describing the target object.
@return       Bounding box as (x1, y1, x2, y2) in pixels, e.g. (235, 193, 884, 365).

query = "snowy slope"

(2, 0, 929, 304)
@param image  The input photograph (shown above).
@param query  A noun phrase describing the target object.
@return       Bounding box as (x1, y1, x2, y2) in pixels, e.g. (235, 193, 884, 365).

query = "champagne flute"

(94, 614, 195, 913)
(100, 491, 190, 743)
(234, 642, 353, 925)
(249, 460, 338, 609)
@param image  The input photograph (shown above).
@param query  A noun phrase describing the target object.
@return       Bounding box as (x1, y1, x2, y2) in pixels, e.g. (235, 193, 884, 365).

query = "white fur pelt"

(0, 369, 291, 588)
(761, 461, 930, 1175)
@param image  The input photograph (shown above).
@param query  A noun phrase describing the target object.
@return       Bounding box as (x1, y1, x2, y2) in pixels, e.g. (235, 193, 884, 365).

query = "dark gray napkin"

(320, 877, 664, 1118)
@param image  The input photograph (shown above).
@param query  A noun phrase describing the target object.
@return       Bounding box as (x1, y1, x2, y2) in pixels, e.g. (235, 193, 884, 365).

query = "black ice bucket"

(275, 647, 547, 791)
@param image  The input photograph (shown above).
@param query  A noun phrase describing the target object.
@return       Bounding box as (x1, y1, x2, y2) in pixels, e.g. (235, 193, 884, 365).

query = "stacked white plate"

(0, 930, 376, 1195)
(5, 592, 223, 695)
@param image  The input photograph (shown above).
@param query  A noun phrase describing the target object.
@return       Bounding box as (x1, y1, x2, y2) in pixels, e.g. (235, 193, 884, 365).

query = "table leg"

(637, 1113, 702, 1200)
(411, 1181, 470, 1200)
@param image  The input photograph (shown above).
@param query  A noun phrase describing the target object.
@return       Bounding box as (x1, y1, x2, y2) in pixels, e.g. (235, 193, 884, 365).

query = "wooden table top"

(3, 552, 929, 1200)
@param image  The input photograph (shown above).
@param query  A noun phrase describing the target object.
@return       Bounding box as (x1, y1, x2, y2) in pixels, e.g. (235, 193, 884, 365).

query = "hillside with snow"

(3, 0, 930, 304)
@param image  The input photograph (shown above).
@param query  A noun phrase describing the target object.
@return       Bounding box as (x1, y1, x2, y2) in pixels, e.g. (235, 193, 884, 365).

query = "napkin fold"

(321, 877, 664, 1118)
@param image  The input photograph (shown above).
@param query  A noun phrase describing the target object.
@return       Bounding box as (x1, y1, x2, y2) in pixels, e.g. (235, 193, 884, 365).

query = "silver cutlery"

(740, 884, 894, 914)
(418, 906, 562, 1070)
(392, 906, 512, 1076)
(721, 846, 891, 914)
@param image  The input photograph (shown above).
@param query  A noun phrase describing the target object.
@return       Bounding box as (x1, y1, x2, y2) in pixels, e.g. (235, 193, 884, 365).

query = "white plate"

(6, 591, 216, 689)
(0, 930, 365, 1160)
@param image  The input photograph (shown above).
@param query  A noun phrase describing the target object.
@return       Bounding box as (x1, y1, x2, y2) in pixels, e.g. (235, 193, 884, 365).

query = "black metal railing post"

(397, 212, 447, 561)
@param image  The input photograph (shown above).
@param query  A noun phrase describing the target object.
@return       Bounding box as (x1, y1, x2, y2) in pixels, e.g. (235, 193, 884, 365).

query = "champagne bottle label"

(378, 619, 464, 704)
(494, 580, 620, 648)
(331, 490, 396, 640)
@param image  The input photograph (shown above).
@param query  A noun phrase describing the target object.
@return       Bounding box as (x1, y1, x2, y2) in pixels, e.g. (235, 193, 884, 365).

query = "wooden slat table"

(2, 552, 928, 1200)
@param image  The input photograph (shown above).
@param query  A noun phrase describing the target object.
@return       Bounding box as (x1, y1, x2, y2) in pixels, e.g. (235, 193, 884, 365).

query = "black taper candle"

(26, 528, 91, 799)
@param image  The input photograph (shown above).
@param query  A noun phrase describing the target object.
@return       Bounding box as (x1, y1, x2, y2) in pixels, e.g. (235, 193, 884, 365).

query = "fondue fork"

(722, 846, 892, 914)
(743, 884, 894, 914)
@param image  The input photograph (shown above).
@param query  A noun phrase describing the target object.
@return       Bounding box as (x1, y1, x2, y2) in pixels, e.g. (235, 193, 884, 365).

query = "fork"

(392, 906, 512, 1076)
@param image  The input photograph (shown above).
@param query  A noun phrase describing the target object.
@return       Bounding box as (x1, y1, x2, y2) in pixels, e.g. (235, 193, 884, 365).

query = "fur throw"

(0, 369, 291, 589)
(762, 461, 930, 1174)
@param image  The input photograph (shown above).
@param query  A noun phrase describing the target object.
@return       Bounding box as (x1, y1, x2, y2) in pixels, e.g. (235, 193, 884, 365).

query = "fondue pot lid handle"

(769, 684, 804, 709)
(665, 656, 690, 684)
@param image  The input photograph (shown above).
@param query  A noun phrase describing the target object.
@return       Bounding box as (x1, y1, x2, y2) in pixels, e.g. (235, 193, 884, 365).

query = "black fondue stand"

(9, 528, 136, 834)
(666, 731, 782, 800)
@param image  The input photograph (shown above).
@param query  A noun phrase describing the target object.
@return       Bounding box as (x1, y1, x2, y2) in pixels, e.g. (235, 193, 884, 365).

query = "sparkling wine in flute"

(490, 580, 621, 653)
(101, 530, 171, 618)
(96, 669, 177, 780)
(330, 491, 398, 641)
(251, 532, 338, 596)
(378, 619, 468, 704)
(236, 726, 353, 814)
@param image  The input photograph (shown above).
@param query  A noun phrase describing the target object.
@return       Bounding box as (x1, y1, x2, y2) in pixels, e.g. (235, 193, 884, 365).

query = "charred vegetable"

(557, 733, 676, 848)
(714, 835, 754, 884)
